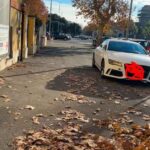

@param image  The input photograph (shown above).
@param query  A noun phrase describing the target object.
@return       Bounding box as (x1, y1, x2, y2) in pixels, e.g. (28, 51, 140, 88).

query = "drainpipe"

(20, 3, 26, 61)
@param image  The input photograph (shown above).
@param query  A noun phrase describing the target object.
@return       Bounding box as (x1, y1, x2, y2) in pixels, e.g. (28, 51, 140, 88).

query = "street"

(0, 39, 150, 149)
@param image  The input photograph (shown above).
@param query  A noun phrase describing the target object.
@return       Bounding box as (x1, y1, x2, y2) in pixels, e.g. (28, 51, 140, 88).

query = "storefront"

(0, 0, 36, 71)
(0, 0, 27, 71)
(0, 0, 10, 57)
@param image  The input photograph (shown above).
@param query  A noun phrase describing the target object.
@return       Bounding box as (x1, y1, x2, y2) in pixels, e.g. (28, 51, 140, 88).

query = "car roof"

(129, 38, 146, 42)
(107, 39, 139, 45)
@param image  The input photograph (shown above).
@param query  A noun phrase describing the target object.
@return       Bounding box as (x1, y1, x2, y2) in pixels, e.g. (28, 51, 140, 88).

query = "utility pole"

(20, 3, 26, 62)
(49, 0, 52, 36)
(74, 24, 76, 36)
(58, 2, 60, 33)
(126, 0, 133, 39)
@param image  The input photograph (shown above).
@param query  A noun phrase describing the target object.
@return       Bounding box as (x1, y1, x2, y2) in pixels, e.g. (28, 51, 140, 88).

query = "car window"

(108, 41, 148, 55)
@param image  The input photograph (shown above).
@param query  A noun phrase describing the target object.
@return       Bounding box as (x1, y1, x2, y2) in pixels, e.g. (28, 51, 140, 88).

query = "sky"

(44, 0, 150, 27)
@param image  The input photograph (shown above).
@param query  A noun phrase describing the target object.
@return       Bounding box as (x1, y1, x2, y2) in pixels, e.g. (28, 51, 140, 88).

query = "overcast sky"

(44, 0, 150, 27)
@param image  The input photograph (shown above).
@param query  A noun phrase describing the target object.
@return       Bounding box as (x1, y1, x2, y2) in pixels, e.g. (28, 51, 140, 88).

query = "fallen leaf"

(115, 100, 120, 104)
(0, 78, 5, 85)
(36, 114, 45, 117)
(32, 116, 40, 124)
(142, 114, 150, 121)
(4, 98, 11, 102)
(143, 104, 149, 107)
(0, 95, 9, 98)
(59, 109, 89, 123)
(8, 85, 12, 89)
(54, 98, 59, 101)
(24, 105, 35, 110)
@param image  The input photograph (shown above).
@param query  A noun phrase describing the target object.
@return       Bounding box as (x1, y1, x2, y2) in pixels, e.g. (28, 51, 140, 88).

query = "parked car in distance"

(53, 33, 71, 40)
(92, 39, 150, 82)
(66, 34, 72, 39)
(74, 35, 80, 38)
(78, 35, 89, 40)
(74, 35, 91, 40)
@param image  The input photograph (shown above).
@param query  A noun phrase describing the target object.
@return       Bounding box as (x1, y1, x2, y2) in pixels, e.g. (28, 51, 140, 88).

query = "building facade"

(0, 0, 12, 70)
(0, 0, 37, 71)
(139, 5, 150, 27)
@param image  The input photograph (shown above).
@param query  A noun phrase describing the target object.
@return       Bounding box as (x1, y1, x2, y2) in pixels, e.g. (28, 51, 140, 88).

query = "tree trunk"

(96, 25, 104, 46)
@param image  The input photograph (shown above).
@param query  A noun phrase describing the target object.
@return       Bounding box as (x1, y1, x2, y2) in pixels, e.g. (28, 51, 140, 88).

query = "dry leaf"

(4, 98, 11, 102)
(24, 105, 35, 110)
(142, 114, 150, 121)
(0, 95, 9, 98)
(0, 78, 5, 85)
(115, 100, 120, 104)
(32, 116, 40, 124)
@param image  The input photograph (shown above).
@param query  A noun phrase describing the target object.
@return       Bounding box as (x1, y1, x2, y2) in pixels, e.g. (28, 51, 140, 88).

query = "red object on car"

(146, 46, 150, 51)
(125, 62, 144, 81)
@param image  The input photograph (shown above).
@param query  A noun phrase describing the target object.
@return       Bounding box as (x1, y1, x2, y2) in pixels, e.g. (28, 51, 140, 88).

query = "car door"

(95, 40, 108, 67)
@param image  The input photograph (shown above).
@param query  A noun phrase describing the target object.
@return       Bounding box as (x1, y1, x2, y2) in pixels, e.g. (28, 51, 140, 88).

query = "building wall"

(0, 0, 22, 71)
(28, 17, 37, 55)
(0, 0, 28, 71)
(0, 0, 37, 71)
(10, 7, 22, 63)
(0, 0, 12, 71)
(139, 5, 150, 27)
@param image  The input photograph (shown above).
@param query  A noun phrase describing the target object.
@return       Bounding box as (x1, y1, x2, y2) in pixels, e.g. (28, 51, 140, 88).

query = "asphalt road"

(0, 39, 150, 149)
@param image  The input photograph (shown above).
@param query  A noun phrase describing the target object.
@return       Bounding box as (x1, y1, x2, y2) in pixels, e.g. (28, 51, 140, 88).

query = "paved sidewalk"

(0, 40, 149, 149)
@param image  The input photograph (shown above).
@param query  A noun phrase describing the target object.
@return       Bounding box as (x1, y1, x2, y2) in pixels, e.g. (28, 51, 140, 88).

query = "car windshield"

(108, 41, 148, 55)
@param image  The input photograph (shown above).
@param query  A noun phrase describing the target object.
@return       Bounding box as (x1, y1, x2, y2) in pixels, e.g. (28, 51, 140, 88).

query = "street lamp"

(49, 0, 52, 36)
(126, 0, 133, 39)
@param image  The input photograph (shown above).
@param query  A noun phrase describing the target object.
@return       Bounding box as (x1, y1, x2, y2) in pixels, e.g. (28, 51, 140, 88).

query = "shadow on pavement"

(2, 66, 79, 78)
(36, 46, 91, 57)
(46, 66, 150, 100)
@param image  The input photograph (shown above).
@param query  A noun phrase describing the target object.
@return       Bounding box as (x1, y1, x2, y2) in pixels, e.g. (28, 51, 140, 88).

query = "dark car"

(53, 34, 71, 40)
(79, 35, 89, 40)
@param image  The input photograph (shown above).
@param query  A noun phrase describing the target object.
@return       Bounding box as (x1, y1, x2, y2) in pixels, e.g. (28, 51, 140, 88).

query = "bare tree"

(73, 0, 129, 43)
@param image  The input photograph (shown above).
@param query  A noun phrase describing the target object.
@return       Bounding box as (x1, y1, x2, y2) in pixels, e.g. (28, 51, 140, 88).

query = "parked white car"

(92, 39, 150, 82)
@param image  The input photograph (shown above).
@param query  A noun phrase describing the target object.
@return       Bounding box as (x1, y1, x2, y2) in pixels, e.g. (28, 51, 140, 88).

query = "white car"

(92, 39, 150, 82)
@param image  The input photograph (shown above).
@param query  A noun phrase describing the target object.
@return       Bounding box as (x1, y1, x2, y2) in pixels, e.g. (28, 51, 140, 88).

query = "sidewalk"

(0, 40, 149, 149)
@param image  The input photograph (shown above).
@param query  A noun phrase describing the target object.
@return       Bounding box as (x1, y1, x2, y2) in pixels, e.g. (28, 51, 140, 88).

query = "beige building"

(0, 0, 12, 70)
(0, 0, 37, 71)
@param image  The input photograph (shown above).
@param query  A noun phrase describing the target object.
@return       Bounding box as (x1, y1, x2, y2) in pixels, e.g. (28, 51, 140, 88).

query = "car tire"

(92, 54, 96, 68)
(100, 60, 105, 78)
